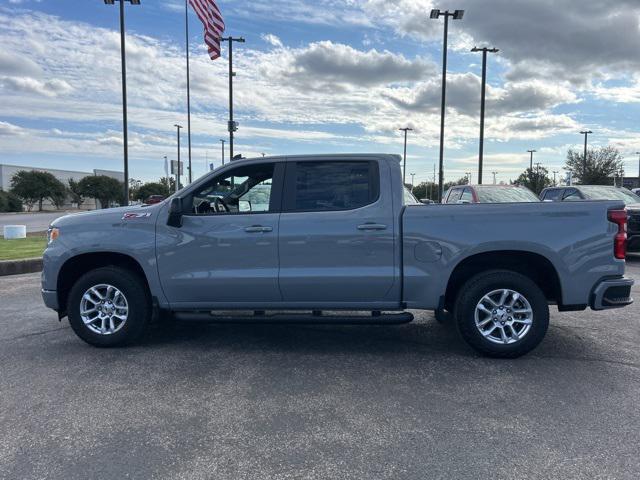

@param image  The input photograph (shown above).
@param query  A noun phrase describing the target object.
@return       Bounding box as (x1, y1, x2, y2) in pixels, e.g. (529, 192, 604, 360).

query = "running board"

(173, 311, 414, 325)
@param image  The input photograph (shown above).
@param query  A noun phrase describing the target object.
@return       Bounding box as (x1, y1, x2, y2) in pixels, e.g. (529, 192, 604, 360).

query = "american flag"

(188, 0, 225, 60)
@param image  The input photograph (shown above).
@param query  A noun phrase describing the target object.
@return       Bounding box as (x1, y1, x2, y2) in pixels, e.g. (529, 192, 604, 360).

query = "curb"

(0, 258, 43, 276)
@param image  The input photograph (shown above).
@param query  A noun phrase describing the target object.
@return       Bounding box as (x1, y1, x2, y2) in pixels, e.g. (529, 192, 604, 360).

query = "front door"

(277, 159, 397, 306)
(156, 161, 284, 308)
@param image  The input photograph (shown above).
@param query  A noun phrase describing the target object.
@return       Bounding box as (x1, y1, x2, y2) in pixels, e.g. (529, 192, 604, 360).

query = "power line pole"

(580, 130, 592, 181)
(174, 124, 183, 191)
(221, 36, 245, 159)
(184, 0, 193, 183)
(430, 8, 465, 202)
(220, 139, 226, 165)
(104, 0, 141, 205)
(471, 46, 498, 185)
(399, 127, 413, 185)
(527, 149, 536, 170)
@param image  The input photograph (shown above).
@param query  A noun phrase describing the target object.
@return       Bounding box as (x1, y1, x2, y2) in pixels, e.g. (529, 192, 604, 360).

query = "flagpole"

(185, 0, 193, 184)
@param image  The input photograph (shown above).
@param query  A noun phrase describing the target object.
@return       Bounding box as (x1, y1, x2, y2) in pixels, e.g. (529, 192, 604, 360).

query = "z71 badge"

(122, 212, 152, 220)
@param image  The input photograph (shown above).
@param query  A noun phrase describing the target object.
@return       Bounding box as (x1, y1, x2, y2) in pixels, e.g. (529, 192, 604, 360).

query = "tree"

(0, 191, 23, 212)
(49, 180, 67, 209)
(160, 176, 182, 192)
(135, 182, 171, 201)
(10, 170, 67, 211)
(513, 166, 552, 195)
(68, 179, 85, 207)
(78, 175, 124, 209)
(565, 146, 625, 185)
(411, 181, 438, 201)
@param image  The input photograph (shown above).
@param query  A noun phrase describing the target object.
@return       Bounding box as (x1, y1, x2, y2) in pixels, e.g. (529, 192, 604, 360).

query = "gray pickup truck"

(42, 154, 634, 358)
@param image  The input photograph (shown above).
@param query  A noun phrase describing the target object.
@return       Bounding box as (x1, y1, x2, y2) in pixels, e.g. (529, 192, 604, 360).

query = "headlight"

(47, 227, 60, 244)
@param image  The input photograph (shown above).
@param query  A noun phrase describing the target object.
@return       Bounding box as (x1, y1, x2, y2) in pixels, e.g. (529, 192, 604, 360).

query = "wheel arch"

(57, 252, 150, 315)
(444, 250, 562, 311)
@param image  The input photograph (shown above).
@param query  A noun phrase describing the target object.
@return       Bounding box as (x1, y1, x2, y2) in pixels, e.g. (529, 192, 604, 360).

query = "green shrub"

(0, 190, 23, 212)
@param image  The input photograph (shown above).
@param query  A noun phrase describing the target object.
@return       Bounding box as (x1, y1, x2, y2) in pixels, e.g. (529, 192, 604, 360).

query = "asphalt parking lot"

(1, 260, 639, 480)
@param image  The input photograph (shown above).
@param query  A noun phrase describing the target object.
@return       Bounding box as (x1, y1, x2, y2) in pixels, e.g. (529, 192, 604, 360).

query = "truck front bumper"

(590, 277, 634, 310)
(41, 289, 59, 311)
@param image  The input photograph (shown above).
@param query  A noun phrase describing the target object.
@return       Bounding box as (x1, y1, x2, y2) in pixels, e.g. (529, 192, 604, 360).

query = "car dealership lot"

(1, 260, 639, 480)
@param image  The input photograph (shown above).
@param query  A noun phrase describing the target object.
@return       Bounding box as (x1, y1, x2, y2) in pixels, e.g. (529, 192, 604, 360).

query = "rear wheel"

(67, 267, 150, 347)
(454, 270, 549, 358)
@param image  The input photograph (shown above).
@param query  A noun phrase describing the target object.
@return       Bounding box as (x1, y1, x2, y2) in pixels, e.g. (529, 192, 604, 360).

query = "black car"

(540, 185, 640, 254)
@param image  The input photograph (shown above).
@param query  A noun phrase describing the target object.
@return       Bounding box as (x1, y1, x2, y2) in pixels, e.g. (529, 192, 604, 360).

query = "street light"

(220, 139, 226, 165)
(399, 127, 413, 185)
(104, 0, 141, 205)
(465, 172, 472, 184)
(410, 173, 416, 193)
(527, 149, 536, 170)
(492, 171, 498, 185)
(553, 170, 559, 186)
(636, 152, 640, 188)
(174, 124, 183, 191)
(580, 130, 593, 180)
(431, 8, 464, 201)
(471, 47, 498, 184)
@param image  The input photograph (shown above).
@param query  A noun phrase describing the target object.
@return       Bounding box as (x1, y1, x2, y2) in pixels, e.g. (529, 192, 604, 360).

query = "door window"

(542, 189, 562, 201)
(189, 163, 276, 215)
(460, 188, 473, 203)
(446, 188, 462, 203)
(563, 189, 582, 201)
(285, 161, 379, 212)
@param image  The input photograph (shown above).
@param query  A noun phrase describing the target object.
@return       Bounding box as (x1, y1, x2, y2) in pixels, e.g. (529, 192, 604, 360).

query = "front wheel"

(67, 266, 150, 347)
(454, 270, 549, 358)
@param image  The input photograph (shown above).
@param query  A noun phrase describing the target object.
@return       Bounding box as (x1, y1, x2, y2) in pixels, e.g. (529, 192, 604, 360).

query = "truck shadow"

(137, 313, 601, 362)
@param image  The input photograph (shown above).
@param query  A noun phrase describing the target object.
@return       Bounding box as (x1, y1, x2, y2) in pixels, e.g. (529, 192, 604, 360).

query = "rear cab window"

(283, 160, 379, 212)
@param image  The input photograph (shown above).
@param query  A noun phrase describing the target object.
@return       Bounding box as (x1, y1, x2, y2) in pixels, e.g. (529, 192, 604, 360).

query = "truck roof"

(235, 153, 402, 163)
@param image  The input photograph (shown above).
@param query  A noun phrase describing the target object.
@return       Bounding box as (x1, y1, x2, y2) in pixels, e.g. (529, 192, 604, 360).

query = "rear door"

(277, 158, 397, 305)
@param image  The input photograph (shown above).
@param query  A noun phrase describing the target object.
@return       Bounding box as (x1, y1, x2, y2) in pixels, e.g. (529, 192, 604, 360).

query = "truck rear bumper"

(590, 277, 634, 310)
(41, 289, 59, 311)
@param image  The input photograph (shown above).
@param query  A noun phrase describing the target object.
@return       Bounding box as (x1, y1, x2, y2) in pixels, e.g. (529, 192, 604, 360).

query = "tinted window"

(289, 161, 378, 212)
(541, 189, 562, 201)
(460, 188, 473, 203)
(563, 189, 582, 201)
(191, 163, 275, 215)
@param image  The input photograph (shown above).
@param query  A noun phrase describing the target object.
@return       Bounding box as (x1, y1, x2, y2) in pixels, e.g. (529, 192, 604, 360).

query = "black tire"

(67, 266, 150, 347)
(454, 270, 549, 358)
(434, 308, 452, 324)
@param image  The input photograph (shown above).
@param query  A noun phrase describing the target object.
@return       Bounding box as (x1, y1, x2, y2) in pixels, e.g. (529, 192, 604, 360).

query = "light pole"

(527, 149, 536, 170)
(635, 152, 640, 188)
(465, 172, 472, 184)
(534, 162, 542, 194)
(471, 46, 498, 184)
(174, 124, 183, 191)
(399, 127, 413, 185)
(221, 36, 245, 159)
(410, 173, 416, 193)
(431, 8, 464, 202)
(580, 130, 592, 181)
(492, 171, 498, 185)
(220, 139, 226, 165)
(553, 170, 559, 186)
(104, 0, 141, 205)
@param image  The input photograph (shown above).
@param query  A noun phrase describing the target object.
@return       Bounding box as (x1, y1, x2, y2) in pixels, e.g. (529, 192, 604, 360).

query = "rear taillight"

(608, 209, 627, 260)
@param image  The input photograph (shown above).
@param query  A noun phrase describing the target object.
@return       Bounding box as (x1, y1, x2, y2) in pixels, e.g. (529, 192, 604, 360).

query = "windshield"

(475, 186, 539, 203)
(579, 186, 640, 205)
(403, 187, 420, 205)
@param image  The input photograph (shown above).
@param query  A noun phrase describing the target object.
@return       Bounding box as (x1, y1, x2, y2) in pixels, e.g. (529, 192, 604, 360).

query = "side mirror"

(167, 197, 184, 228)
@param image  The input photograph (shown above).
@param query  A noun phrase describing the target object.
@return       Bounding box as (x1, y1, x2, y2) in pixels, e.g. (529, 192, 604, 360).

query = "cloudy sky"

(1, 0, 640, 184)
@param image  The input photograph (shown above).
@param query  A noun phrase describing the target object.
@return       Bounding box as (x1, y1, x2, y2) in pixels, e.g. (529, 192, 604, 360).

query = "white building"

(0, 164, 124, 211)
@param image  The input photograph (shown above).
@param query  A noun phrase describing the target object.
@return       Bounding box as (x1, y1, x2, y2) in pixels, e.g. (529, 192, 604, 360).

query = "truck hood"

(51, 204, 161, 228)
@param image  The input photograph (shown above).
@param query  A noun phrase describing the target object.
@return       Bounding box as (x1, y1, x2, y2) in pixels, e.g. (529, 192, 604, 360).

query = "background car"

(442, 185, 540, 204)
(144, 195, 166, 205)
(540, 185, 640, 254)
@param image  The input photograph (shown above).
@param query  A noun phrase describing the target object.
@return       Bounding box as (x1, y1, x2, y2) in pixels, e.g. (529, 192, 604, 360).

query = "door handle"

(245, 225, 273, 233)
(357, 223, 387, 231)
